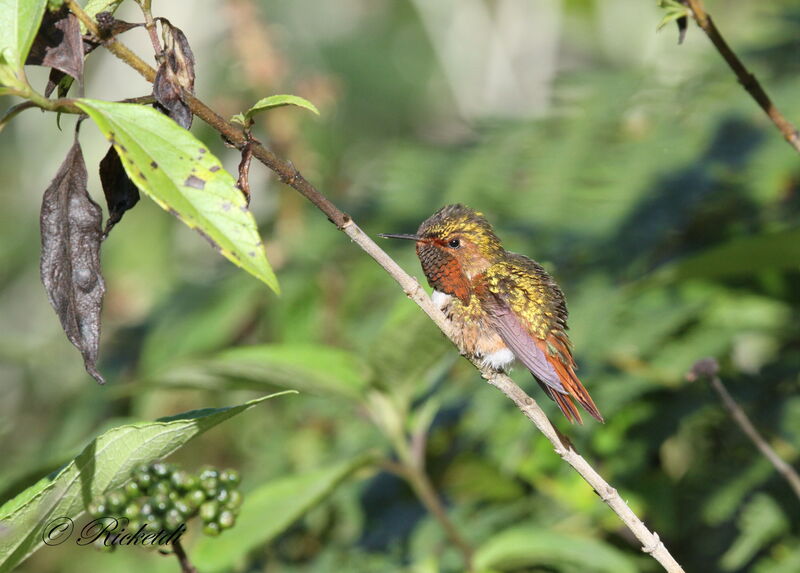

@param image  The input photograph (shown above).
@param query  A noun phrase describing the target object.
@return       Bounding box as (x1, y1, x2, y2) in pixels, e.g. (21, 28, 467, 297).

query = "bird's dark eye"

(448, 238, 461, 248)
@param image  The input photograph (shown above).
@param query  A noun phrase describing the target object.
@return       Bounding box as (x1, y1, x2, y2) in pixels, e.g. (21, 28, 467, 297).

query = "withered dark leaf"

(153, 19, 196, 129)
(26, 5, 84, 86)
(40, 139, 106, 384)
(237, 142, 253, 205)
(677, 15, 688, 45)
(95, 11, 139, 38)
(46, 38, 99, 98)
(100, 145, 140, 236)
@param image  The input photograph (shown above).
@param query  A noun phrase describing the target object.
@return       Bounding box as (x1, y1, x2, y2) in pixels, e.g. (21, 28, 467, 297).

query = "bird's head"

(380, 204, 503, 302)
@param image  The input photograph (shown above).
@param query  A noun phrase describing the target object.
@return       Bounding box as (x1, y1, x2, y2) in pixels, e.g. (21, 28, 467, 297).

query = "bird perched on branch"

(380, 204, 603, 424)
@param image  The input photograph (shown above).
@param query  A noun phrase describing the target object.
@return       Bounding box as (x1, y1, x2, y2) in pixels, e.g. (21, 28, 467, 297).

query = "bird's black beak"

(377, 233, 422, 241)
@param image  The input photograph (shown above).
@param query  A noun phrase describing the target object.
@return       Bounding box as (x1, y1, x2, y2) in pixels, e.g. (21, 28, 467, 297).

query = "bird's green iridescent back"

(485, 253, 569, 341)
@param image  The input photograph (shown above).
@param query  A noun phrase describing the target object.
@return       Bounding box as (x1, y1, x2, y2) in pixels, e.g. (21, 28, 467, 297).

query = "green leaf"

(232, 94, 320, 125)
(0, 0, 47, 72)
(75, 99, 279, 293)
(650, 228, 800, 284)
(720, 494, 789, 571)
(192, 453, 375, 572)
(0, 392, 294, 572)
(156, 344, 372, 400)
(474, 526, 638, 573)
(83, 0, 124, 20)
(657, 9, 689, 32)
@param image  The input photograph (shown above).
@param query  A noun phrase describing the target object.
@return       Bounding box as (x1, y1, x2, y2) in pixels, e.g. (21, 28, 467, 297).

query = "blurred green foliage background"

(1, 0, 799, 571)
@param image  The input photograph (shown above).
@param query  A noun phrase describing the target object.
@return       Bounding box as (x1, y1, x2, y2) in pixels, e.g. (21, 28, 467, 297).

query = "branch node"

(599, 485, 618, 503)
(338, 214, 353, 230)
(642, 533, 662, 555)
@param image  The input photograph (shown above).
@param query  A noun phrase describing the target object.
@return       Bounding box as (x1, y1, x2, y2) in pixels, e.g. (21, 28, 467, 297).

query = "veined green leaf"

(155, 344, 371, 400)
(650, 228, 800, 283)
(232, 94, 320, 125)
(0, 392, 294, 572)
(0, 0, 47, 73)
(475, 526, 637, 572)
(192, 453, 375, 572)
(75, 99, 279, 293)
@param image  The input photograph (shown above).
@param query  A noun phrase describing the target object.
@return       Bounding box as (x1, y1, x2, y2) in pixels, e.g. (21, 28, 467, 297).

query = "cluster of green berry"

(87, 462, 243, 538)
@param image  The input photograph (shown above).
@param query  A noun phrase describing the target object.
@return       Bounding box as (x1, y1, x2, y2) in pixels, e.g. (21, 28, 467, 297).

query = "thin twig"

(64, 4, 686, 571)
(683, 0, 800, 153)
(688, 358, 800, 501)
(171, 539, 197, 573)
(405, 463, 475, 569)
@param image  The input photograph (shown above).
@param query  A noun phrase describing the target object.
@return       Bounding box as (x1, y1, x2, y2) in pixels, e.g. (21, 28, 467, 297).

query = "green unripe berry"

(150, 462, 170, 478)
(173, 499, 192, 517)
(203, 522, 221, 537)
(164, 508, 184, 530)
(152, 480, 171, 496)
(124, 481, 141, 499)
(225, 490, 243, 510)
(218, 510, 235, 530)
(107, 490, 127, 512)
(170, 470, 194, 490)
(220, 469, 240, 486)
(215, 488, 230, 504)
(199, 500, 219, 523)
(186, 489, 206, 508)
(133, 470, 153, 490)
(201, 477, 219, 498)
(123, 503, 140, 521)
(87, 499, 107, 518)
(225, 489, 243, 511)
(199, 466, 219, 480)
(152, 494, 170, 514)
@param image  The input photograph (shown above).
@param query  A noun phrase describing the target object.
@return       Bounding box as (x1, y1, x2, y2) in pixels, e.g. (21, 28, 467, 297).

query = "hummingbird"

(379, 204, 603, 424)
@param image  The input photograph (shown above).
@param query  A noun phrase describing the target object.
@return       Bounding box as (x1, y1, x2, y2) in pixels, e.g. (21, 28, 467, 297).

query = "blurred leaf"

(703, 459, 774, 525)
(651, 228, 800, 283)
(162, 344, 372, 400)
(443, 455, 524, 502)
(474, 526, 637, 572)
(0, 392, 294, 572)
(0, 0, 48, 72)
(720, 493, 789, 570)
(367, 303, 450, 392)
(39, 138, 105, 384)
(139, 276, 263, 374)
(232, 94, 320, 125)
(192, 453, 375, 572)
(75, 99, 280, 293)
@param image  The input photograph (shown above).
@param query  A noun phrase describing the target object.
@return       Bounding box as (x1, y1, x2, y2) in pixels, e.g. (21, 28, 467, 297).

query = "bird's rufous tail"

(536, 334, 604, 424)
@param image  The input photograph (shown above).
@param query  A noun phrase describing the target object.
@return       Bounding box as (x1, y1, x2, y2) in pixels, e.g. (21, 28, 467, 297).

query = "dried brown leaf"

(153, 19, 196, 129)
(26, 5, 84, 85)
(40, 139, 106, 384)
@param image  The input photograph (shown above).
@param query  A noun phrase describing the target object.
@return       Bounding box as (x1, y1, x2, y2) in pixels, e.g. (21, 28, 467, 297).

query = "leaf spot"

(185, 175, 205, 189)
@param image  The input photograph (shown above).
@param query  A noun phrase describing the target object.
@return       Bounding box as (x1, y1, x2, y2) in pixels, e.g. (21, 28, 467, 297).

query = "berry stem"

(172, 539, 197, 573)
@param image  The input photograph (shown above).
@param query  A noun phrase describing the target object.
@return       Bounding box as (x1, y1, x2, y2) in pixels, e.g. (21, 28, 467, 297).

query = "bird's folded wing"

(482, 293, 566, 394)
